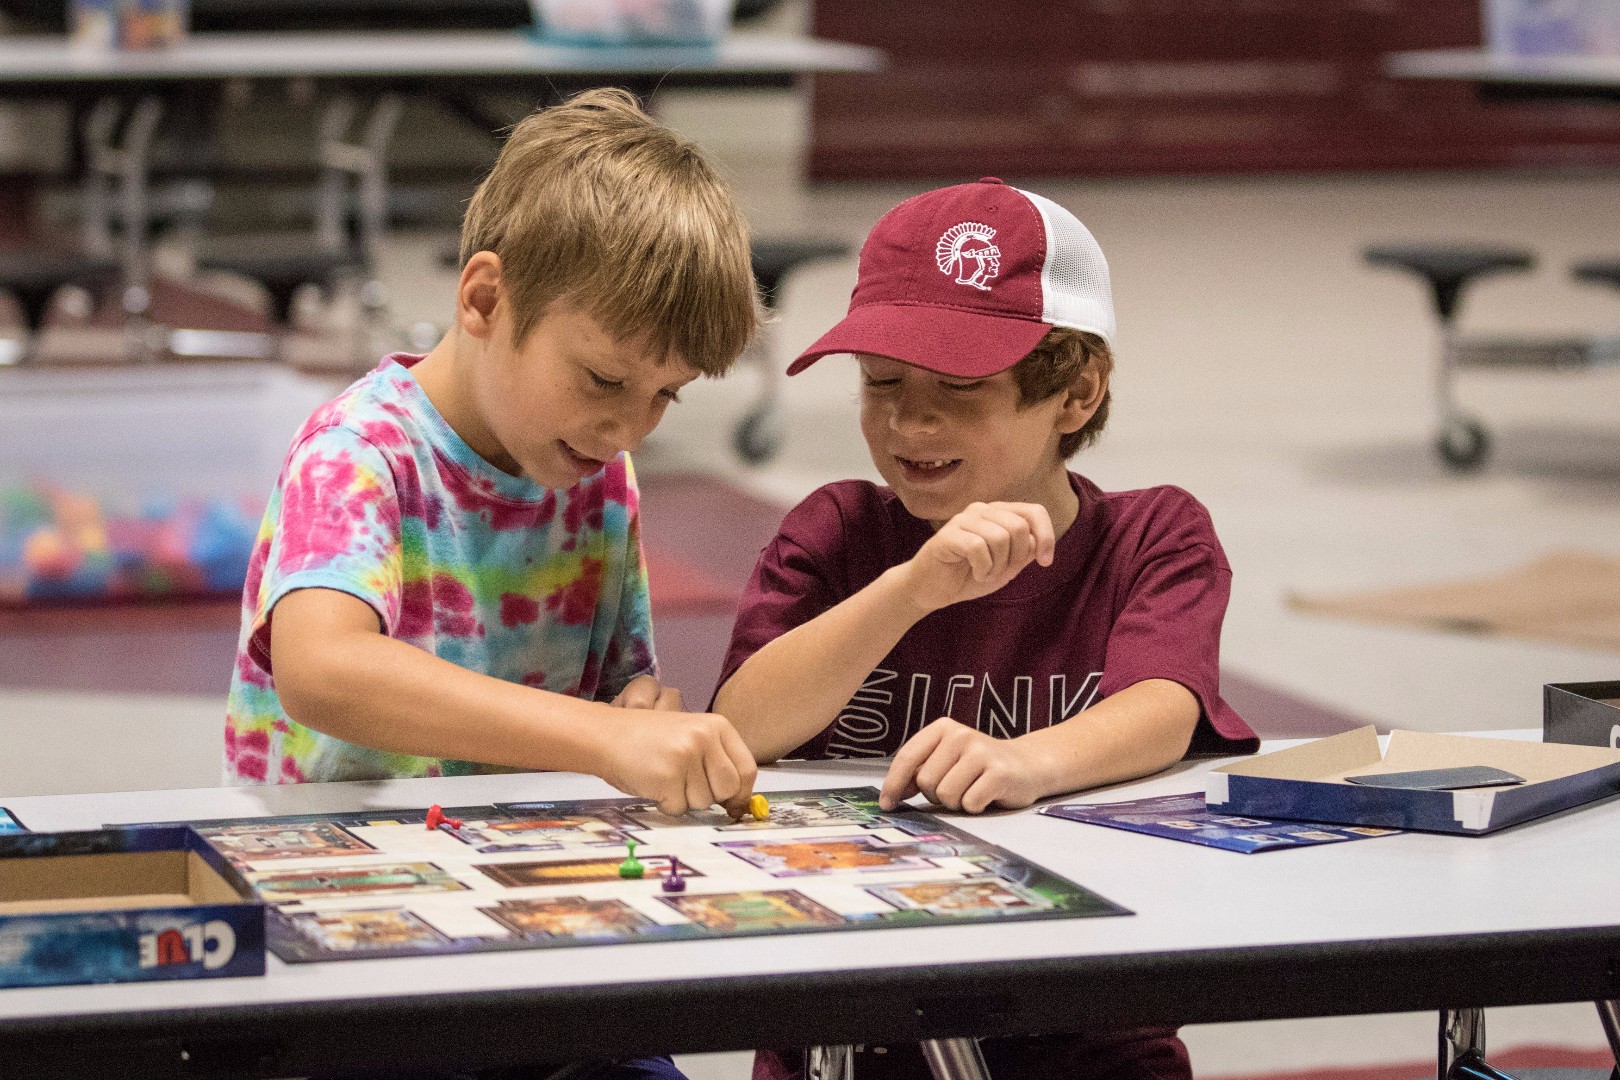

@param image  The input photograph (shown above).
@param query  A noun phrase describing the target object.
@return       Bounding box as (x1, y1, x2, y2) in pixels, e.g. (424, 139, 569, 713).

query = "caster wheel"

(1436, 416, 1490, 471)
(734, 408, 781, 465)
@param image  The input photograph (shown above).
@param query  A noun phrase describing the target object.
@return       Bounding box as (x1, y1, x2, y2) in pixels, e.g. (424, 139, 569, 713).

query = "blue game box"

(0, 826, 265, 989)
(1206, 726, 1620, 835)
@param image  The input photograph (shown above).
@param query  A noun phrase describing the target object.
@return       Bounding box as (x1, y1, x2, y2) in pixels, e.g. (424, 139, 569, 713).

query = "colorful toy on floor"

(0, 482, 261, 606)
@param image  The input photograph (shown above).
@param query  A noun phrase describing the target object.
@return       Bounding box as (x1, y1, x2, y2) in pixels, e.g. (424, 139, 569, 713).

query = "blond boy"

(225, 89, 759, 822)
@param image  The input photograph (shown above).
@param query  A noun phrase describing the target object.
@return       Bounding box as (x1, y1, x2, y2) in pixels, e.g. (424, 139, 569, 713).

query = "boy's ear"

(1055, 358, 1109, 435)
(456, 251, 503, 340)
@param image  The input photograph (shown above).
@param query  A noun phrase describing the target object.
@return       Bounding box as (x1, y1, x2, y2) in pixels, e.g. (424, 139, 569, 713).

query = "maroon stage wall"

(809, 0, 1620, 181)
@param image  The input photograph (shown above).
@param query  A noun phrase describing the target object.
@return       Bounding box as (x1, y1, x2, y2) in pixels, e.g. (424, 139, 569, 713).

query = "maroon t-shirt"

(719, 472, 1257, 759)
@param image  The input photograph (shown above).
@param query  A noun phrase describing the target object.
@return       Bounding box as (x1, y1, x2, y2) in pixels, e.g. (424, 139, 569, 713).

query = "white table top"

(0, 30, 884, 84)
(1387, 48, 1620, 88)
(4, 731, 1615, 1028)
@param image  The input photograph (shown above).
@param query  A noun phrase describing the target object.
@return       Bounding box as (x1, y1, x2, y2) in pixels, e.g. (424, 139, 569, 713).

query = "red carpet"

(643, 547, 740, 616)
(1204, 1045, 1614, 1080)
(0, 469, 1381, 744)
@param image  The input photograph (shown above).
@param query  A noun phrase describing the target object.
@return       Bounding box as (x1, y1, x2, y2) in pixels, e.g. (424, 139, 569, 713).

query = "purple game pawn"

(661, 858, 686, 893)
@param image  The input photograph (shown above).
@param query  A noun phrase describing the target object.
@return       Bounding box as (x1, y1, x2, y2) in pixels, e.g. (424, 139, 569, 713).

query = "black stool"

(1364, 244, 1534, 470)
(735, 237, 851, 464)
(1571, 258, 1620, 295)
(0, 250, 121, 362)
(194, 248, 354, 335)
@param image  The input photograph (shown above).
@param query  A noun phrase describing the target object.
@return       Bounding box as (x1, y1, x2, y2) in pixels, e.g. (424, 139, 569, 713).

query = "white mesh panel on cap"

(1016, 187, 1115, 343)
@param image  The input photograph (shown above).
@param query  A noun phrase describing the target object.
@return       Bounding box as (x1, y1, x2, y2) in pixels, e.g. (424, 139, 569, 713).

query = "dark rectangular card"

(1343, 766, 1525, 791)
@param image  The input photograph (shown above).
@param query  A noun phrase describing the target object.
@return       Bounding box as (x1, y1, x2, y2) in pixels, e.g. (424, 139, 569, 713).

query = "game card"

(1039, 793, 1401, 853)
(1343, 766, 1525, 791)
(0, 808, 25, 834)
(484, 897, 654, 940)
(452, 815, 628, 853)
(249, 862, 467, 901)
(286, 907, 451, 952)
(197, 822, 373, 863)
(662, 890, 846, 932)
(476, 856, 681, 888)
(867, 879, 1052, 917)
(715, 835, 939, 877)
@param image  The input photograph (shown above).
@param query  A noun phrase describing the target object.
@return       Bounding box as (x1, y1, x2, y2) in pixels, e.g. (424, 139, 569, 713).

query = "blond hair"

(1009, 327, 1113, 459)
(460, 88, 758, 376)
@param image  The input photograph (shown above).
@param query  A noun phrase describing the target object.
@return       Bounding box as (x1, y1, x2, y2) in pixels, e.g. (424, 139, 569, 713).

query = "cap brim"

(787, 303, 1052, 378)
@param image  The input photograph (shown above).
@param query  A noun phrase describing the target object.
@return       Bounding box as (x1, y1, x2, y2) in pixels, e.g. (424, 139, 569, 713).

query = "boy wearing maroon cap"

(714, 179, 1258, 1080)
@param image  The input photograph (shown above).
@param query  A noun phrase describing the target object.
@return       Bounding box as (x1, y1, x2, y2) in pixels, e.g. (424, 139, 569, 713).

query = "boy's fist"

(879, 717, 1050, 814)
(901, 501, 1055, 613)
(597, 708, 758, 819)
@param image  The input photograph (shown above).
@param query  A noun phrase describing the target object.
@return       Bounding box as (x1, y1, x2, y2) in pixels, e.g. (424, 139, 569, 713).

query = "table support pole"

(1596, 999, 1620, 1071)
(807, 1044, 852, 1080)
(919, 1037, 991, 1080)
(1438, 1008, 1517, 1080)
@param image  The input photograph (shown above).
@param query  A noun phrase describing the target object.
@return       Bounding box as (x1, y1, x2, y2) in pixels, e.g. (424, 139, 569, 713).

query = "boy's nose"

(597, 410, 654, 456)
(890, 390, 940, 435)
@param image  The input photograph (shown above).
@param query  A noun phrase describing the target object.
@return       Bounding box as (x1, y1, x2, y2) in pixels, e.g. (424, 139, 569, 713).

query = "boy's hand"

(879, 718, 1050, 814)
(609, 674, 683, 712)
(901, 502, 1055, 613)
(596, 708, 758, 819)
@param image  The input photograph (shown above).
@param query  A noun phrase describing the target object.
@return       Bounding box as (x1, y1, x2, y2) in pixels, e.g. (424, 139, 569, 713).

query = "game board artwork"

(484, 897, 655, 940)
(285, 907, 451, 953)
(249, 862, 466, 902)
(450, 814, 629, 853)
(197, 822, 373, 864)
(716, 836, 938, 877)
(174, 787, 1127, 963)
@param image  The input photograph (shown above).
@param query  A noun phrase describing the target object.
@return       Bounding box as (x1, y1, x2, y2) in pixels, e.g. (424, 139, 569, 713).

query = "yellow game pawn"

(749, 793, 769, 821)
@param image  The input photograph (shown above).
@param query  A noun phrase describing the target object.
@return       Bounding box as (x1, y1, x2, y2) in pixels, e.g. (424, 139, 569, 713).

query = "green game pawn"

(618, 836, 644, 879)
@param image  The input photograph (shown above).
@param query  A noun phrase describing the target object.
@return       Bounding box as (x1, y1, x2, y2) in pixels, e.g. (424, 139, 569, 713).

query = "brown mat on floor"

(1203, 1044, 1614, 1080)
(1289, 551, 1620, 655)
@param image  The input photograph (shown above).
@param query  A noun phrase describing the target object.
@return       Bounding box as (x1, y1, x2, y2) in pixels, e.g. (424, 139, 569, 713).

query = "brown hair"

(1009, 326, 1113, 459)
(460, 88, 758, 376)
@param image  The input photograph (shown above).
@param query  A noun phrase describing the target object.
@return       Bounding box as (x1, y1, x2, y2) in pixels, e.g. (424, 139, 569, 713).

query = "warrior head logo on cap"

(935, 222, 1001, 292)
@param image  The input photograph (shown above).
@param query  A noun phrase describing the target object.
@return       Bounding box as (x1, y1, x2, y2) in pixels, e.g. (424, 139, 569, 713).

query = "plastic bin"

(0, 362, 337, 605)
(530, 0, 736, 46)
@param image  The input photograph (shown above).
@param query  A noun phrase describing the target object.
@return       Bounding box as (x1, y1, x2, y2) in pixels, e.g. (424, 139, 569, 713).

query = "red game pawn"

(425, 805, 465, 830)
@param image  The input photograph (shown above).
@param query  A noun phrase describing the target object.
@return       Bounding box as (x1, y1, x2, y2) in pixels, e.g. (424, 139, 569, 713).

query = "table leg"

(1596, 999, 1620, 1073)
(919, 1038, 991, 1080)
(1438, 1008, 1518, 1080)
(806, 1044, 852, 1080)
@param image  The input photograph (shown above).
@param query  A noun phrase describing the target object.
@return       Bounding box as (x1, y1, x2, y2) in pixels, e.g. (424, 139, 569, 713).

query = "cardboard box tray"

(0, 826, 264, 989)
(1206, 727, 1620, 835)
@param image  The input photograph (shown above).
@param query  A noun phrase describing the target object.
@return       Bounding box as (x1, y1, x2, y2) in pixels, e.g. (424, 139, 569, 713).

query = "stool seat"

(1571, 258, 1620, 290)
(197, 247, 355, 327)
(1364, 245, 1534, 321)
(0, 250, 121, 334)
(751, 238, 850, 308)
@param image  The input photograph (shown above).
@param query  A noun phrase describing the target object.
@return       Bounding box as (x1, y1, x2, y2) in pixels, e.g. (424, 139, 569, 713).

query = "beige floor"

(3, 53, 1618, 1078)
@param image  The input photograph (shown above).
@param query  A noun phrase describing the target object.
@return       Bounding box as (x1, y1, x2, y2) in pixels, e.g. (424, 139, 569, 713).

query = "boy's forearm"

(1018, 678, 1201, 799)
(279, 628, 617, 776)
(716, 564, 929, 763)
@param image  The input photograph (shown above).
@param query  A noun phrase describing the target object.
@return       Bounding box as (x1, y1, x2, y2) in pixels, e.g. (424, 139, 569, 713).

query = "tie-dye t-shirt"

(224, 354, 655, 785)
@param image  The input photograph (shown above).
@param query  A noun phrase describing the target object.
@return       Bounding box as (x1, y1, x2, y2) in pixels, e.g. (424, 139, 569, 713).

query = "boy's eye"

(862, 377, 900, 389)
(658, 388, 682, 404)
(587, 370, 623, 391)
(942, 380, 986, 393)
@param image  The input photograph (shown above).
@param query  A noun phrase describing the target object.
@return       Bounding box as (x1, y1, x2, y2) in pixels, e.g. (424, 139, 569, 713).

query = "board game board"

(167, 787, 1128, 962)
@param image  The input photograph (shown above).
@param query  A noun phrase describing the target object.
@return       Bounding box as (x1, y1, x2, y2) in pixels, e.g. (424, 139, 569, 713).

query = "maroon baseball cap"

(788, 178, 1115, 378)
